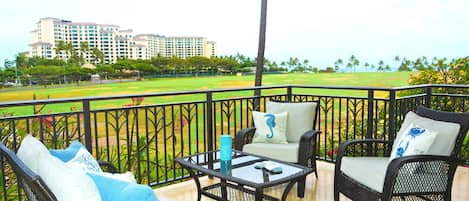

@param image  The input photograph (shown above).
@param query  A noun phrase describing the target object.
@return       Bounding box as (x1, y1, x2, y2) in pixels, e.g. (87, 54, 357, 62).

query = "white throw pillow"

(17, 135, 50, 173)
(266, 102, 317, 142)
(36, 150, 102, 201)
(252, 111, 288, 144)
(389, 123, 437, 161)
(392, 111, 460, 156)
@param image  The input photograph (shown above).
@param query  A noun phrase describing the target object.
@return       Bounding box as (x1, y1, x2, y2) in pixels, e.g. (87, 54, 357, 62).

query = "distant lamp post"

(26, 74, 32, 86)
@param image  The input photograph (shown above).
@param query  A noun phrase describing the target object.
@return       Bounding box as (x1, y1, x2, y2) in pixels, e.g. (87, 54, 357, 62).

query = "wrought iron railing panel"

(0, 84, 467, 200)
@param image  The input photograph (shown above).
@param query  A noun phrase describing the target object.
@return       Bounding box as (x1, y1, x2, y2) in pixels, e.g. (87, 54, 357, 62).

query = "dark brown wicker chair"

(234, 100, 321, 197)
(0, 142, 118, 201)
(334, 106, 469, 201)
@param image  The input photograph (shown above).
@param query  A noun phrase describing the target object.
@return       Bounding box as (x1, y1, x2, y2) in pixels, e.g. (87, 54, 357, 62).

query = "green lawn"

(0, 72, 411, 115)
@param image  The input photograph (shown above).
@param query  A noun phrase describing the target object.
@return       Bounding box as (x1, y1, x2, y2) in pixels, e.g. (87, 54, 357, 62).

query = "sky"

(1, 0, 469, 69)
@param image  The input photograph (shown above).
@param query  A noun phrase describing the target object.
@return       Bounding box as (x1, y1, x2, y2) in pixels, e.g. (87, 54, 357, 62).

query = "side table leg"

(255, 188, 263, 201)
(221, 179, 228, 200)
(187, 168, 202, 201)
(297, 176, 306, 198)
(281, 180, 297, 201)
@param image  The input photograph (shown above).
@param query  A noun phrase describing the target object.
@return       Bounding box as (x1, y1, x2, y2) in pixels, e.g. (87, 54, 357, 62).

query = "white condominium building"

(29, 18, 217, 64)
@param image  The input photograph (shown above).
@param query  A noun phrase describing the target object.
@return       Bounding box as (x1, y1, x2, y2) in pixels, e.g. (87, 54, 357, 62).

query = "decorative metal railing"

(0, 84, 467, 200)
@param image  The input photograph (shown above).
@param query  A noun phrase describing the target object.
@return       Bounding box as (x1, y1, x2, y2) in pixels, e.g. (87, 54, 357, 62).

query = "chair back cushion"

(252, 111, 289, 144)
(242, 143, 299, 163)
(266, 101, 317, 142)
(392, 111, 460, 156)
(416, 106, 469, 157)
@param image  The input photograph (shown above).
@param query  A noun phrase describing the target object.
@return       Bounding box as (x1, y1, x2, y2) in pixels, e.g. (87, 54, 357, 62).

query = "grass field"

(0, 72, 411, 115)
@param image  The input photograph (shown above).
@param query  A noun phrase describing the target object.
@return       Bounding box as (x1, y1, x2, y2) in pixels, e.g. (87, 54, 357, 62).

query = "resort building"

(29, 17, 217, 64)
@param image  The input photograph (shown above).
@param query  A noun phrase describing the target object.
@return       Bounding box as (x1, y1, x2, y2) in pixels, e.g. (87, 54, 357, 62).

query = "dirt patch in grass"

(323, 77, 350, 81)
(219, 80, 253, 88)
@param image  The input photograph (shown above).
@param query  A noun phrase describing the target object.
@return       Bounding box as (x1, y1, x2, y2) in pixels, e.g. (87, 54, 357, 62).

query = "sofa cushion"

(50, 141, 103, 173)
(393, 111, 460, 156)
(266, 102, 317, 142)
(18, 135, 102, 201)
(252, 111, 288, 144)
(87, 173, 158, 201)
(37, 146, 102, 201)
(17, 135, 50, 172)
(242, 143, 299, 163)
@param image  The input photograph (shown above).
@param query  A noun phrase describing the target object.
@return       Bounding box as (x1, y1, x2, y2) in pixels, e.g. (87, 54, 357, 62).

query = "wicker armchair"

(334, 106, 469, 201)
(0, 142, 118, 201)
(234, 101, 320, 197)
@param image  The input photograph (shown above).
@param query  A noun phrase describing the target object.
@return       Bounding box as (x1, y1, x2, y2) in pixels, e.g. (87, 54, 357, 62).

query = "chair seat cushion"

(340, 157, 389, 193)
(242, 143, 299, 163)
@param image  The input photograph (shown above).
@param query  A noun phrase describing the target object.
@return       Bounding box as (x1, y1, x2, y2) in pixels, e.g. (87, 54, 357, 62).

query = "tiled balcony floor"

(154, 161, 469, 201)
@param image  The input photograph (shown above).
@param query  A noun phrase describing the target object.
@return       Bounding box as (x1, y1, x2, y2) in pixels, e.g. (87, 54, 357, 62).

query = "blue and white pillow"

(50, 141, 103, 173)
(390, 123, 437, 161)
(252, 111, 288, 144)
(87, 173, 159, 201)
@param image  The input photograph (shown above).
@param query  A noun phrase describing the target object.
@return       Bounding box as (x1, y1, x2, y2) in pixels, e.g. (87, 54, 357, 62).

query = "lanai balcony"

(1, 84, 468, 200)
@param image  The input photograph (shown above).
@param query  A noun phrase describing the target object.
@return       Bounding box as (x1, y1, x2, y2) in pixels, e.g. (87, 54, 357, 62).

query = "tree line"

(332, 55, 465, 73)
(1, 52, 317, 86)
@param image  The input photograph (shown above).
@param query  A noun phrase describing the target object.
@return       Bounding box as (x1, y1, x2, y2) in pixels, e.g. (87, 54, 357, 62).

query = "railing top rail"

(0, 84, 466, 108)
(393, 84, 469, 91)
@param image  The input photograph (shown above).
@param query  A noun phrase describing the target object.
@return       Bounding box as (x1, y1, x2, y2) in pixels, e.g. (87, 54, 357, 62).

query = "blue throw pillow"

(87, 173, 159, 201)
(50, 141, 102, 172)
(50, 141, 83, 162)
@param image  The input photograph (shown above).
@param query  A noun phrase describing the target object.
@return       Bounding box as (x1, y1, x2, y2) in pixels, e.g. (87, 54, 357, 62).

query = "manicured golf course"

(0, 72, 411, 115)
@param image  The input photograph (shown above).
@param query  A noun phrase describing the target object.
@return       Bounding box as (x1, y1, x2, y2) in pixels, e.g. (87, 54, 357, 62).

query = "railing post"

(425, 86, 432, 108)
(366, 90, 374, 155)
(287, 86, 292, 102)
(388, 90, 397, 148)
(206, 92, 214, 172)
(82, 99, 93, 152)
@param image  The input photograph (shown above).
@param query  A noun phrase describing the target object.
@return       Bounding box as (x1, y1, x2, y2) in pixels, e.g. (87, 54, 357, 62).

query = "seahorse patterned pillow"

(50, 141, 103, 173)
(252, 111, 288, 144)
(389, 123, 437, 162)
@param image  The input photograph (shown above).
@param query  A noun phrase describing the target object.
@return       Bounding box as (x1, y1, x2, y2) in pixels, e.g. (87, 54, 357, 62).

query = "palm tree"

(334, 58, 343, 72)
(364, 62, 369, 72)
(346, 63, 353, 72)
(377, 60, 385, 71)
(92, 48, 105, 64)
(254, 0, 268, 111)
(348, 55, 356, 72)
(54, 41, 67, 60)
(79, 41, 90, 64)
(352, 57, 359, 72)
(384, 64, 391, 71)
(394, 56, 400, 70)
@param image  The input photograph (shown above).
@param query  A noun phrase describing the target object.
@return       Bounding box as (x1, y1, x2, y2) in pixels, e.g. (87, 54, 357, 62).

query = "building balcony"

(0, 84, 468, 200)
